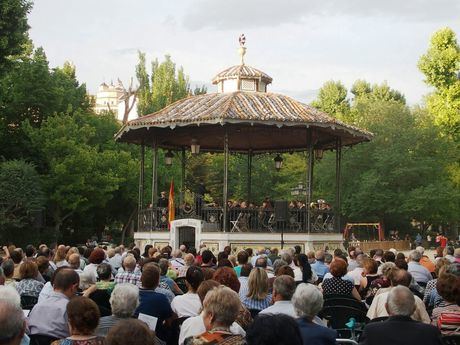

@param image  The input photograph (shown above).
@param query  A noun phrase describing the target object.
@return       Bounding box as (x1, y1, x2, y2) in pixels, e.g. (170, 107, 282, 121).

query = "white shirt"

(83, 263, 98, 281)
(178, 313, 245, 345)
(345, 267, 364, 286)
(259, 300, 297, 318)
(171, 293, 202, 318)
(367, 288, 430, 324)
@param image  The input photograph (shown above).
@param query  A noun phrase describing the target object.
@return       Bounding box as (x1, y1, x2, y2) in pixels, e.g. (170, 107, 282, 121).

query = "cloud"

(111, 48, 139, 57)
(182, 0, 460, 30)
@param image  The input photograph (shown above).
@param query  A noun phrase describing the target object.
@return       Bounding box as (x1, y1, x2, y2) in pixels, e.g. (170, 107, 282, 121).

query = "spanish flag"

(168, 179, 175, 229)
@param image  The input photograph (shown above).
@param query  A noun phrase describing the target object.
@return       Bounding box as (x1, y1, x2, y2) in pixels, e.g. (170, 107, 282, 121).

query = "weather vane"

(238, 34, 247, 65)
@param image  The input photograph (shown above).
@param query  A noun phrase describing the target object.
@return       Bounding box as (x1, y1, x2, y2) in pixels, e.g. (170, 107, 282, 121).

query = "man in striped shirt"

(114, 256, 140, 286)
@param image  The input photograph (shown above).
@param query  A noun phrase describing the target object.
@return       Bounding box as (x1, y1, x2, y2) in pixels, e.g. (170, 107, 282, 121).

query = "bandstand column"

(306, 129, 314, 233)
(151, 141, 158, 208)
(335, 137, 342, 232)
(138, 144, 145, 230)
(247, 150, 252, 202)
(223, 131, 229, 232)
(180, 147, 186, 207)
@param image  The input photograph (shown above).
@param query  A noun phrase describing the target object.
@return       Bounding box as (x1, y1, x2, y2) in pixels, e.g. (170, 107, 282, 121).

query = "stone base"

(134, 218, 343, 254)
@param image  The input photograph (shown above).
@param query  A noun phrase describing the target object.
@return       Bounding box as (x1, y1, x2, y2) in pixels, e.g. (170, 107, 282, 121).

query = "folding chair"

(230, 212, 243, 232)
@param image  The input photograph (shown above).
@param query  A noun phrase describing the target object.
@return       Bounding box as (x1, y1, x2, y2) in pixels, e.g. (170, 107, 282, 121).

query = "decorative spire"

(238, 34, 247, 65)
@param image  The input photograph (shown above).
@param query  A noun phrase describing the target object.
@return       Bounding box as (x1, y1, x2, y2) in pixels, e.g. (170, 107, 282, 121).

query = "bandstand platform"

(115, 36, 373, 253)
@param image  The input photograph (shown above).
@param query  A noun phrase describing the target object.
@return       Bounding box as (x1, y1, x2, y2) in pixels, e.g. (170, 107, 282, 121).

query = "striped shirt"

(240, 293, 272, 311)
(114, 271, 141, 285)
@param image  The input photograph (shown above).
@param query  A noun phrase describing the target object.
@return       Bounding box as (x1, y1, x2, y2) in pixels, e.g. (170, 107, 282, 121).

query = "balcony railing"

(138, 205, 337, 234)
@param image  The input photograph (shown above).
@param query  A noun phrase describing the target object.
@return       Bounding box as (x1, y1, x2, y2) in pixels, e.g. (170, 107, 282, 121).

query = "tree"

(24, 111, 138, 239)
(311, 80, 350, 121)
(0, 160, 44, 243)
(0, 0, 32, 72)
(313, 79, 459, 233)
(135, 53, 191, 115)
(0, 50, 90, 159)
(418, 27, 460, 140)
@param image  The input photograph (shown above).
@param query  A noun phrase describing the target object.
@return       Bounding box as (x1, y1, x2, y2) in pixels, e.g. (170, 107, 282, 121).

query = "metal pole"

(223, 131, 229, 232)
(306, 129, 314, 233)
(335, 137, 342, 233)
(151, 142, 158, 207)
(247, 150, 252, 202)
(138, 144, 145, 231)
(180, 147, 186, 207)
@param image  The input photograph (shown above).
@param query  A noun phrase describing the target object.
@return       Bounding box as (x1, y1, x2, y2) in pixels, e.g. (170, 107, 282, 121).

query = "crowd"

(0, 242, 459, 345)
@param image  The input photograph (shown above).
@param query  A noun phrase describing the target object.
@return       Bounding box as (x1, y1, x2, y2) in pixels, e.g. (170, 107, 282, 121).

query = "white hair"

(0, 300, 24, 343)
(292, 283, 323, 319)
(409, 250, 422, 262)
(0, 286, 21, 307)
(110, 283, 140, 318)
(386, 286, 415, 316)
(415, 246, 425, 255)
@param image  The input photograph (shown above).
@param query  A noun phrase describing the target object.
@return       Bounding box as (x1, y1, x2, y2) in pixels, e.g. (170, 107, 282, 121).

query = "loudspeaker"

(274, 200, 289, 222)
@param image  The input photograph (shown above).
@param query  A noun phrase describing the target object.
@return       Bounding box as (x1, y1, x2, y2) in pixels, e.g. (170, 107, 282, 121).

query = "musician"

(157, 191, 169, 208)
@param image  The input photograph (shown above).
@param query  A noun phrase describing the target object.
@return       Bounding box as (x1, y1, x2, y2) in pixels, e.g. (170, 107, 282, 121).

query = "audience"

(1, 241, 458, 345)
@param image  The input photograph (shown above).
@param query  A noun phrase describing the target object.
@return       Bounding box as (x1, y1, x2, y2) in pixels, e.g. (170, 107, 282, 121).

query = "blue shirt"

(28, 291, 70, 338)
(136, 289, 173, 340)
(311, 261, 329, 278)
(408, 262, 432, 284)
(240, 293, 272, 311)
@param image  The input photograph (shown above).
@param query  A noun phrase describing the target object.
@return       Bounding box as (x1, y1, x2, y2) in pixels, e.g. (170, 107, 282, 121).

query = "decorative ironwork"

(138, 206, 337, 234)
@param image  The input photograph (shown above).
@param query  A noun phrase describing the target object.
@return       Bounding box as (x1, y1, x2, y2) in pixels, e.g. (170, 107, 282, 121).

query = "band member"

(157, 191, 169, 207)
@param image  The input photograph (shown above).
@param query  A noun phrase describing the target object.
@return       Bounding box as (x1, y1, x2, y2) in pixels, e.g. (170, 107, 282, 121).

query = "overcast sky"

(28, 0, 460, 104)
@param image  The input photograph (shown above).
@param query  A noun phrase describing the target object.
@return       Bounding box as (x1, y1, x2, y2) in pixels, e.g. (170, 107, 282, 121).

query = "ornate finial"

(238, 34, 247, 65)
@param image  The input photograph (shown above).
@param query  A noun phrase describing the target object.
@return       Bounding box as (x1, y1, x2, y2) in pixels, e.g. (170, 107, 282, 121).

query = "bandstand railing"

(138, 206, 336, 233)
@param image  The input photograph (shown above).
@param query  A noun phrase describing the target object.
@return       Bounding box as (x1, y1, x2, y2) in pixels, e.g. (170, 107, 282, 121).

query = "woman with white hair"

(292, 283, 337, 345)
(95, 283, 140, 336)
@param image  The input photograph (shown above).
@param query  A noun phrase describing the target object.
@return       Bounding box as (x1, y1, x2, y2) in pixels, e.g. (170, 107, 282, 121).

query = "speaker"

(274, 200, 289, 222)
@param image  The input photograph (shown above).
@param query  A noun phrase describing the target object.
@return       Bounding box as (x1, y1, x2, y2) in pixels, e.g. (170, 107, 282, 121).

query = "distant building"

(94, 79, 138, 122)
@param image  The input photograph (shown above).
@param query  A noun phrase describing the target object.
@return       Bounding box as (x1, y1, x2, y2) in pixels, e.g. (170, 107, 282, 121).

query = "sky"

(28, 0, 460, 105)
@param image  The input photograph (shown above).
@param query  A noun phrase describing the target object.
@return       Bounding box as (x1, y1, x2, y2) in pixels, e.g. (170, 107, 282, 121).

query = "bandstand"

(115, 38, 372, 254)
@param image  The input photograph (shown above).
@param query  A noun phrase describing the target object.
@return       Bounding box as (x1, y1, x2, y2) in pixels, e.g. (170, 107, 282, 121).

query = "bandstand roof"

(115, 38, 372, 153)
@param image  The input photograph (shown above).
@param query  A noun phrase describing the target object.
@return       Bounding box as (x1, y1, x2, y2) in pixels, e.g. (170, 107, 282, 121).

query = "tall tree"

(418, 27, 460, 140)
(135, 53, 192, 115)
(311, 80, 350, 121)
(0, 0, 32, 72)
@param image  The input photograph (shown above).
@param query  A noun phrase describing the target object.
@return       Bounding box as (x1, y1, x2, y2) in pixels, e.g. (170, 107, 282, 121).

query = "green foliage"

(0, 0, 32, 72)
(313, 83, 459, 231)
(0, 48, 90, 159)
(418, 27, 460, 140)
(135, 52, 192, 115)
(0, 160, 44, 242)
(23, 111, 139, 240)
(311, 80, 350, 121)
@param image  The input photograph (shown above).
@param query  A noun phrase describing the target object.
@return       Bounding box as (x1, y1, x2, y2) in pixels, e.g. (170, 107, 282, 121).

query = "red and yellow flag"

(168, 179, 175, 229)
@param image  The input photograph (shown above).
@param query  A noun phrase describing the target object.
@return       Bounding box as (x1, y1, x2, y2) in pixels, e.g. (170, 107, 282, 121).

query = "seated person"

(171, 266, 204, 318)
(359, 286, 442, 345)
(293, 283, 337, 345)
(321, 258, 361, 301)
(240, 268, 272, 311)
(431, 273, 460, 329)
(135, 263, 174, 341)
(246, 314, 303, 345)
(105, 319, 156, 345)
(184, 286, 244, 345)
(51, 297, 104, 345)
